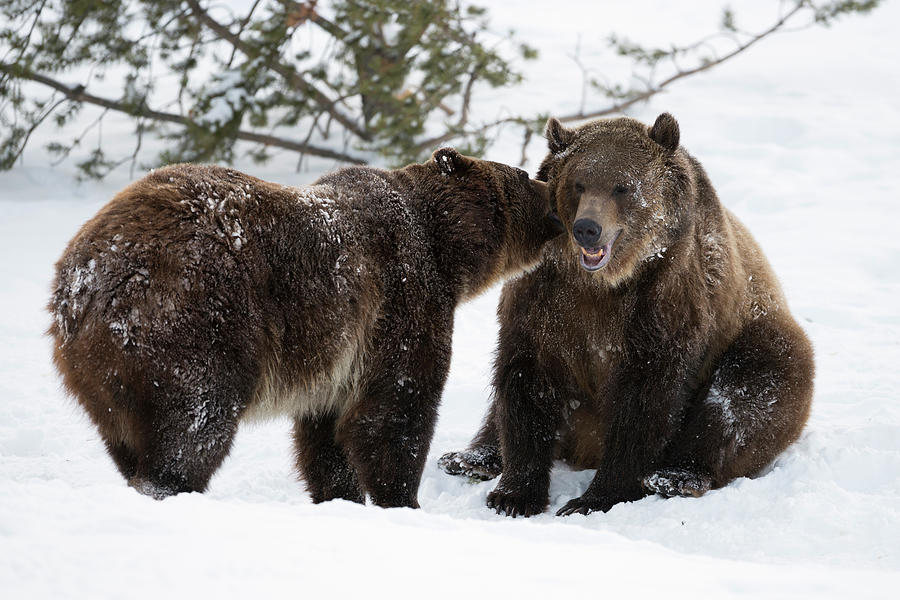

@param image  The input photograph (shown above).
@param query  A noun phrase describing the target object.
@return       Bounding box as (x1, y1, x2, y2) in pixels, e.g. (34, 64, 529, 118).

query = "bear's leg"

(438, 402, 502, 481)
(555, 467, 649, 516)
(339, 385, 440, 508)
(486, 351, 565, 517)
(293, 411, 364, 504)
(73, 390, 140, 481)
(646, 315, 814, 496)
(128, 378, 245, 499)
(57, 358, 144, 482)
(105, 440, 139, 480)
(338, 333, 450, 509)
(557, 340, 703, 516)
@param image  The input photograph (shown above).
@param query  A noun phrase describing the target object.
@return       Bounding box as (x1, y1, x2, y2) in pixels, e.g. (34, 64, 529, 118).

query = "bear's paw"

(438, 447, 502, 481)
(555, 493, 619, 517)
(642, 469, 712, 498)
(486, 484, 547, 518)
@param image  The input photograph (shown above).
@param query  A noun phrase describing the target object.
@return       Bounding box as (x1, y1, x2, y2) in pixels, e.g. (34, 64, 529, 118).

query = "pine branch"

(184, 0, 372, 142)
(556, 1, 807, 123)
(0, 63, 366, 164)
(295, 2, 349, 40)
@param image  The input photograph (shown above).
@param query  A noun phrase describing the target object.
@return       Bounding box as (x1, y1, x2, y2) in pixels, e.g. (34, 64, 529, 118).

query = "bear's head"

(537, 113, 693, 286)
(427, 147, 564, 298)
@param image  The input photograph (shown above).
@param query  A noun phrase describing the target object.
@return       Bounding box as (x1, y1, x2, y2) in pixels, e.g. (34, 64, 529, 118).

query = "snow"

(197, 69, 253, 127)
(2, 0, 900, 597)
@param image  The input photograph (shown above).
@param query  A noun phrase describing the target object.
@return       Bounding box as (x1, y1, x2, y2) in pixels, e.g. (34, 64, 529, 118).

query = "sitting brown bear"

(49, 149, 562, 506)
(439, 114, 815, 516)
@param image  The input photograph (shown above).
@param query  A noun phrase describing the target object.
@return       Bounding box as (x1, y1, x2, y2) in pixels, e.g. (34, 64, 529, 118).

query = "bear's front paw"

(642, 469, 712, 498)
(438, 446, 502, 481)
(486, 486, 547, 518)
(555, 494, 617, 517)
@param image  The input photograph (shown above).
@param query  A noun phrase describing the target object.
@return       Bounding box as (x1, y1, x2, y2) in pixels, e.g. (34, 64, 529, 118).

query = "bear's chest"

(549, 289, 626, 394)
(551, 296, 627, 468)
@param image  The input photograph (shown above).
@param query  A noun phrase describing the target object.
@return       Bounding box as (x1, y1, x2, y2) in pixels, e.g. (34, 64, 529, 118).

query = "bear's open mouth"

(580, 246, 606, 269)
(578, 231, 619, 272)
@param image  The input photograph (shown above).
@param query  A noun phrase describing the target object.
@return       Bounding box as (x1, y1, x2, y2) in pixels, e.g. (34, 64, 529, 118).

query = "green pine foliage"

(0, 0, 882, 180)
(0, 0, 536, 178)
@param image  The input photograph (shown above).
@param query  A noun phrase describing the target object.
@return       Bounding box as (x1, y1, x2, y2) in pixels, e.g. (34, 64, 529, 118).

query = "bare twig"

(568, 35, 589, 116)
(412, 1, 814, 158)
(129, 118, 145, 179)
(456, 66, 479, 129)
(50, 108, 111, 167)
(6, 93, 67, 166)
(0, 0, 48, 86)
(519, 127, 532, 167)
(557, 1, 806, 123)
(412, 113, 534, 154)
(227, 0, 263, 68)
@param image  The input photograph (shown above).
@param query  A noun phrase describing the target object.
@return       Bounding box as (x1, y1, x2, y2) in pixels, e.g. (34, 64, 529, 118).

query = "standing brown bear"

(440, 114, 815, 516)
(49, 149, 562, 507)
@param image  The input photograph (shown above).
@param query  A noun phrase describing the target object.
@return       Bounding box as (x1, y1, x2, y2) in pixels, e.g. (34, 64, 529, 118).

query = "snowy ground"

(2, 1, 900, 597)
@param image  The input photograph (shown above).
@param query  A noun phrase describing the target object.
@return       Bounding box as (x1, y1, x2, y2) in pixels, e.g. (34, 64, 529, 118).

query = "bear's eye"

(515, 168, 529, 181)
(574, 182, 585, 194)
(613, 184, 630, 197)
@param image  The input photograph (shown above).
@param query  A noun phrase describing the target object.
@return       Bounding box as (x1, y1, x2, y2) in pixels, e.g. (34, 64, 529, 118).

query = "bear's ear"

(433, 147, 472, 176)
(545, 117, 574, 155)
(648, 113, 680, 152)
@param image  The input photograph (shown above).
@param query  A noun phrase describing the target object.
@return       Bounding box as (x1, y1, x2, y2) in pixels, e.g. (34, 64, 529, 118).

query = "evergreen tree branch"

(184, 0, 372, 141)
(556, 1, 806, 123)
(0, 0, 879, 179)
(0, 62, 366, 164)
(292, 1, 349, 40)
(416, 0, 812, 154)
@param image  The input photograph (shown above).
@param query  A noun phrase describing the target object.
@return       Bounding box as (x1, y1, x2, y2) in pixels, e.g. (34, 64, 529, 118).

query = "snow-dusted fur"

(441, 115, 815, 516)
(48, 149, 561, 506)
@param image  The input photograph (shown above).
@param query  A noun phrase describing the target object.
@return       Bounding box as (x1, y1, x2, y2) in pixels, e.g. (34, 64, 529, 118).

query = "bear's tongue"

(581, 247, 604, 268)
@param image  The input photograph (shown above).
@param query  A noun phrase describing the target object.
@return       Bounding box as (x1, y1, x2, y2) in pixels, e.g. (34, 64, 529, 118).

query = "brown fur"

(48, 149, 562, 506)
(439, 115, 814, 516)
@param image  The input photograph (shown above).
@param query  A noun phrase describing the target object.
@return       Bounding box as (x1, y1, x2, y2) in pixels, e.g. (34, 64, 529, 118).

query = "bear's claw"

(555, 494, 617, 516)
(486, 488, 546, 518)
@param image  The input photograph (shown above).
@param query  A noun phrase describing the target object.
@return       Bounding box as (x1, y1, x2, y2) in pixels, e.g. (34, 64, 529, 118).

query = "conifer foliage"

(0, 0, 881, 179)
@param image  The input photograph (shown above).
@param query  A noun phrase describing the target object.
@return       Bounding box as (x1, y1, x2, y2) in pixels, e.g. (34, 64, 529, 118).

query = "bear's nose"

(573, 218, 602, 248)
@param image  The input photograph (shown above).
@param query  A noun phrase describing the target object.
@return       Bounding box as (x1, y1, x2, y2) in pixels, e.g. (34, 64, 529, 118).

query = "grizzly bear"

(439, 114, 815, 516)
(49, 149, 562, 507)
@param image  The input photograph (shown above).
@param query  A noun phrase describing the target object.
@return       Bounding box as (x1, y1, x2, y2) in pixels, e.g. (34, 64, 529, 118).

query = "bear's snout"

(573, 218, 602, 248)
